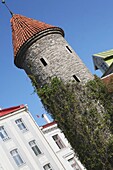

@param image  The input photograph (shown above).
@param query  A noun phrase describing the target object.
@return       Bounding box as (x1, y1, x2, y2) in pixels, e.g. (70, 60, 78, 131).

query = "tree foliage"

(31, 76, 113, 170)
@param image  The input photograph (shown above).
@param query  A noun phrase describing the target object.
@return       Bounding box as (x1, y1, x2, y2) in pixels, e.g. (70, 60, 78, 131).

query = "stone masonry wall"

(21, 33, 93, 87)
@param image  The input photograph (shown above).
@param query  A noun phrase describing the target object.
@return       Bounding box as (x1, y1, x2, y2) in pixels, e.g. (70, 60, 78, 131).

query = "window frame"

(15, 118, 28, 132)
(0, 126, 9, 141)
(10, 149, 25, 167)
(29, 140, 42, 156)
(68, 157, 81, 170)
(100, 62, 108, 72)
(43, 163, 53, 170)
(52, 134, 65, 149)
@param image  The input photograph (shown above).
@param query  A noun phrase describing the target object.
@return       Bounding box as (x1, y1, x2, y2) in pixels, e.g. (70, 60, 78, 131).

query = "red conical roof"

(10, 14, 64, 59)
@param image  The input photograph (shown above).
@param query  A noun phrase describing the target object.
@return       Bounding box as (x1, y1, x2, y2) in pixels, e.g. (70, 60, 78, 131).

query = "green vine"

(31, 76, 113, 170)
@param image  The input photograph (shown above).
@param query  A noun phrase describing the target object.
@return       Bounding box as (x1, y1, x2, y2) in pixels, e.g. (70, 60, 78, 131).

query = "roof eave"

(14, 27, 64, 69)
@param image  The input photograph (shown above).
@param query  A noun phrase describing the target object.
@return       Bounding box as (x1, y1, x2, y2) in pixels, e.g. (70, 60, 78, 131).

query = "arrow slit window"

(40, 58, 48, 66)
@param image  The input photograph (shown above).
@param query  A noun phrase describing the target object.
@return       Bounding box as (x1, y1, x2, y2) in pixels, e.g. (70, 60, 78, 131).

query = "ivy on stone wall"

(31, 76, 113, 170)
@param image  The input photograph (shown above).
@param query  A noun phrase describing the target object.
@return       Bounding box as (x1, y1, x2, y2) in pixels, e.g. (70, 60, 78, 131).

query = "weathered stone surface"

(21, 33, 93, 87)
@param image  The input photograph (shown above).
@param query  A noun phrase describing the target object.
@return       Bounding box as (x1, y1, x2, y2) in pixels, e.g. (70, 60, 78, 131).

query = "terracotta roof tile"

(10, 14, 63, 58)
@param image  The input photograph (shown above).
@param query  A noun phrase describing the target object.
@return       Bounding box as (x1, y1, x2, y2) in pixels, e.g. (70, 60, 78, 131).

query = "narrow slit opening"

(40, 58, 47, 66)
(66, 46, 72, 53)
(73, 75, 80, 82)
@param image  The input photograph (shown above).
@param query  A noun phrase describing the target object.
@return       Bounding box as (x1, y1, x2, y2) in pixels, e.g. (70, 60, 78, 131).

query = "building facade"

(0, 105, 85, 170)
(41, 114, 85, 170)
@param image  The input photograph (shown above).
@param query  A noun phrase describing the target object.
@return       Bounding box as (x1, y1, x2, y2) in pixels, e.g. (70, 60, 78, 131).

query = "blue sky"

(0, 0, 113, 126)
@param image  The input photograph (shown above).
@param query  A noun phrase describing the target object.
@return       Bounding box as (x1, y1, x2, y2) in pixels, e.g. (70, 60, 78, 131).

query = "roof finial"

(2, 0, 13, 17)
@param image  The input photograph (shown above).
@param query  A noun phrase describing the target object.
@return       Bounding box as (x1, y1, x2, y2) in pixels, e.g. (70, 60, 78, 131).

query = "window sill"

(17, 162, 26, 168)
(21, 129, 29, 133)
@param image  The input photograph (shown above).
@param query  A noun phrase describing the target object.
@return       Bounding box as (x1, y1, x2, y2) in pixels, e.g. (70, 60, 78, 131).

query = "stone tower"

(10, 14, 93, 87)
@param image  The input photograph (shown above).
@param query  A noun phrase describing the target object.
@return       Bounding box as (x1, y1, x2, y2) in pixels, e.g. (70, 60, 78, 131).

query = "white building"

(41, 114, 85, 170)
(0, 105, 85, 170)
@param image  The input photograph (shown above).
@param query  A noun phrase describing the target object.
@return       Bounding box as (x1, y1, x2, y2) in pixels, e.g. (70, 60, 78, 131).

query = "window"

(40, 58, 47, 66)
(68, 158, 80, 170)
(15, 118, 27, 132)
(0, 126, 9, 141)
(29, 140, 42, 156)
(73, 75, 80, 82)
(43, 163, 53, 170)
(10, 149, 24, 166)
(66, 46, 72, 53)
(100, 62, 108, 72)
(52, 134, 65, 149)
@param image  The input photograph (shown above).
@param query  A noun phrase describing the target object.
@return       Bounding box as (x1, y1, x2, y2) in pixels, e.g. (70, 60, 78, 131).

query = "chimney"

(42, 114, 51, 124)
